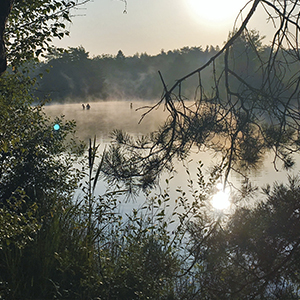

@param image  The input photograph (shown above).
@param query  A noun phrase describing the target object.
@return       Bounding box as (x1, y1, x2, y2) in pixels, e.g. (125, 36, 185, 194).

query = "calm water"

(43, 100, 167, 143)
(44, 100, 299, 207)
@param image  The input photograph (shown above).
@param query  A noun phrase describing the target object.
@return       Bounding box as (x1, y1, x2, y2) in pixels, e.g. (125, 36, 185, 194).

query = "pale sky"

(54, 0, 276, 57)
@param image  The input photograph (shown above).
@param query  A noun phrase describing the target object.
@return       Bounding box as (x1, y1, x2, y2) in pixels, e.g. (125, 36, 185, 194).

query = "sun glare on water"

(187, 0, 247, 25)
(211, 183, 231, 210)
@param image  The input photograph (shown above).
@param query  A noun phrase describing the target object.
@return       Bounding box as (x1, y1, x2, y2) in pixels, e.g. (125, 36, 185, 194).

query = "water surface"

(44, 100, 167, 142)
(44, 100, 299, 208)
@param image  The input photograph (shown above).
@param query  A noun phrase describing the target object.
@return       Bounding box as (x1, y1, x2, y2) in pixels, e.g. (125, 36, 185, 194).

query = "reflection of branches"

(104, 0, 300, 193)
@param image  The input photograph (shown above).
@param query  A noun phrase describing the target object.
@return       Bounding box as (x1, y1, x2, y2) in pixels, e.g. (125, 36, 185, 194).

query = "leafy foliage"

(184, 176, 300, 299)
(0, 191, 40, 250)
(38, 47, 107, 101)
(5, 0, 90, 68)
(0, 62, 85, 299)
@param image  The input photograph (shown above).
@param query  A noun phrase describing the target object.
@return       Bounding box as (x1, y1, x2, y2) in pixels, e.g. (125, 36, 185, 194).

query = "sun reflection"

(211, 183, 231, 210)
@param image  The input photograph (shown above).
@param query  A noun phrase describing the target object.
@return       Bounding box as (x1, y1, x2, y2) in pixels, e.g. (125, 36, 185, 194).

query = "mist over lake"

(44, 99, 299, 205)
(44, 100, 167, 142)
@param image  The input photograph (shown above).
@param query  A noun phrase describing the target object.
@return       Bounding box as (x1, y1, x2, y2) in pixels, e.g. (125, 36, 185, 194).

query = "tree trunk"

(0, 0, 14, 75)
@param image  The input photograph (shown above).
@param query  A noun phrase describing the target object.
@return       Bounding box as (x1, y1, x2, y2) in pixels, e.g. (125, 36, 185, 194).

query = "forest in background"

(34, 45, 220, 102)
(34, 32, 298, 104)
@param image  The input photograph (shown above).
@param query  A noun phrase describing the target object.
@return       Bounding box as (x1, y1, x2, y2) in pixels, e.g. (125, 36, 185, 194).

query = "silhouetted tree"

(185, 176, 300, 299)
(1, 0, 91, 74)
(38, 46, 107, 101)
(103, 0, 300, 194)
(0, 0, 13, 75)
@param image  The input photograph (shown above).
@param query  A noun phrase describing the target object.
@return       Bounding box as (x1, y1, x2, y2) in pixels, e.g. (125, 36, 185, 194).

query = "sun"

(211, 183, 231, 210)
(186, 0, 247, 25)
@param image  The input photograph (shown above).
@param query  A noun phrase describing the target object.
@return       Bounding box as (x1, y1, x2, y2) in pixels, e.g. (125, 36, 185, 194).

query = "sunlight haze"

(187, 0, 248, 24)
(54, 0, 273, 57)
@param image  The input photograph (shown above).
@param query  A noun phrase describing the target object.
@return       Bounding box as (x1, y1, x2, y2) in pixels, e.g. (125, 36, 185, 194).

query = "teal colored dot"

(53, 124, 60, 131)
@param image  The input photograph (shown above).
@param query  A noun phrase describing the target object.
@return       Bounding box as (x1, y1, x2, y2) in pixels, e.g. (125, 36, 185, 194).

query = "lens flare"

(53, 124, 60, 131)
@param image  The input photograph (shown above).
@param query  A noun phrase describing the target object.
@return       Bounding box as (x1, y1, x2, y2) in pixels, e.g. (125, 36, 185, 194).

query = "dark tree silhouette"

(0, 0, 13, 75)
(0, 0, 92, 75)
(103, 0, 300, 194)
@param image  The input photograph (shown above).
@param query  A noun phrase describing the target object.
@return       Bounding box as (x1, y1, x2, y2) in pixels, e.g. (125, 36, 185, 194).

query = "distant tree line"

(36, 32, 298, 104)
(35, 45, 221, 102)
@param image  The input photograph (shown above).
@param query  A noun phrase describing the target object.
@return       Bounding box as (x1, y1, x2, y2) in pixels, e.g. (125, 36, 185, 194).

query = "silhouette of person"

(86, 103, 90, 110)
(130, 103, 133, 109)
(82, 104, 85, 110)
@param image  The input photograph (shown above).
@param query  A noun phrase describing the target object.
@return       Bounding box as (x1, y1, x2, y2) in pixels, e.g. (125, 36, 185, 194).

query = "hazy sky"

(54, 0, 276, 57)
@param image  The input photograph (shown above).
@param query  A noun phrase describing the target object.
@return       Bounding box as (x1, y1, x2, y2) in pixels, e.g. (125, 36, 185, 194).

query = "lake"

(43, 100, 167, 142)
(44, 100, 299, 210)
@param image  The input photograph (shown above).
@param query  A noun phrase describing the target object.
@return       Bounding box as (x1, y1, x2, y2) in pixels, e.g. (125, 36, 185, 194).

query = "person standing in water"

(82, 104, 85, 110)
(86, 103, 90, 110)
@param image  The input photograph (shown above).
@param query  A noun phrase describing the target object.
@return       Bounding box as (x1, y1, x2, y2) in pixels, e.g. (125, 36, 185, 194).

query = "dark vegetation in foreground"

(1, 0, 300, 299)
(1, 65, 300, 299)
(2, 89, 300, 299)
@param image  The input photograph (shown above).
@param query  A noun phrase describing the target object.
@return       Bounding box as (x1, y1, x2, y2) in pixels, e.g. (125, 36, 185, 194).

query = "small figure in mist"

(130, 102, 133, 109)
(82, 103, 85, 110)
(86, 103, 90, 110)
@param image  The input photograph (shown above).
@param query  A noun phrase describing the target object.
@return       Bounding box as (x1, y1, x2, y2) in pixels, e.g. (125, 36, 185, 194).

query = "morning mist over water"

(44, 100, 167, 143)
(44, 99, 299, 205)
